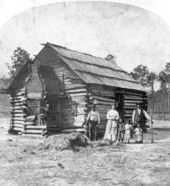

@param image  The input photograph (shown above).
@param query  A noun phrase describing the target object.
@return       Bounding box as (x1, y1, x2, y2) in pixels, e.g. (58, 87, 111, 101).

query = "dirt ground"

(0, 119, 170, 186)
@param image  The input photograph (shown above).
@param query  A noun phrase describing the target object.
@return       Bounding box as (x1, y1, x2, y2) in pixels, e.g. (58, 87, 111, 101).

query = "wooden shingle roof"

(47, 43, 145, 92)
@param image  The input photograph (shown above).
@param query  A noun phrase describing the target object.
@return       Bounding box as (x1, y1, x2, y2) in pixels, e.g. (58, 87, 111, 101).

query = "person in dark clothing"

(85, 105, 100, 141)
(132, 103, 151, 132)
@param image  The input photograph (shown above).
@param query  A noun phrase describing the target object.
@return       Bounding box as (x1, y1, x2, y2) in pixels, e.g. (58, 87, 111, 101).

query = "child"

(134, 124, 143, 143)
(124, 120, 133, 143)
(117, 118, 125, 143)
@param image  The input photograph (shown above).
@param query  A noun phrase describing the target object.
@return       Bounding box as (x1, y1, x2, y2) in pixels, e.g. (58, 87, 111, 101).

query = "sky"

(0, 0, 170, 79)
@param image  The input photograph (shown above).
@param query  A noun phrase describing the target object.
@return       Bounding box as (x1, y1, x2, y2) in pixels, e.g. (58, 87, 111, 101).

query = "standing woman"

(103, 104, 119, 142)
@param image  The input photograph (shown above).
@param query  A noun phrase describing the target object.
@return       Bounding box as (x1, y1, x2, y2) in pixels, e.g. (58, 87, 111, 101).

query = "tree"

(129, 65, 149, 87)
(6, 47, 31, 79)
(105, 54, 116, 63)
(129, 64, 157, 93)
(158, 62, 170, 91)
(147, 72, 157, 92)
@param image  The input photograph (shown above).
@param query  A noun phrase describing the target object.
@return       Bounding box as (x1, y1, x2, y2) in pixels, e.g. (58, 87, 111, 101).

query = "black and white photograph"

(0, 0, 170, 185)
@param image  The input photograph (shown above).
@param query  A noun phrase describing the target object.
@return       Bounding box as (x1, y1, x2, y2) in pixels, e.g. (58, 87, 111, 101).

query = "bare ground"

(0, 119, 170, 186)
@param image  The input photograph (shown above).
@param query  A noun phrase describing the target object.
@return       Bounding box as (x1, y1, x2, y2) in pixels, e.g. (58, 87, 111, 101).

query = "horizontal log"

(116, 90, 145, 97)
(26, 126, 46, 129)
(89, 95, 115, 102)
(90, 89, 115, 98)
(124, 103, 137, 106)
(25, 130, 43, 134)
(10, 103, 24, 106)
(10, 106, 23, 109)
(16, 91, 26, 96)
(124, 100, 144, 104)
(124, 96, 147, 101)
(61, 128, 86, 133)
(13, 124, 24, 128)
(60, 101, 87, 107)
(24, 122, 35, 125)
(65, 85, 86, 90)
(10, 99, 26, 103)
(124, 111, 133, 114)
(10, 93, 25, 97)
(69, 93, 88, 97)
(124, 113, 133, 117)
(96, 100, 115, 105)
(13, 120, 24, 124)
(10, 110, 23, 113)
(13, 114, 26, 117)
(66, 88, 87, 93)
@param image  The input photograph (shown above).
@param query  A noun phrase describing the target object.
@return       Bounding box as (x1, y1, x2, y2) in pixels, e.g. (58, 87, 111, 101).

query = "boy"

(124, 120, 133, 143)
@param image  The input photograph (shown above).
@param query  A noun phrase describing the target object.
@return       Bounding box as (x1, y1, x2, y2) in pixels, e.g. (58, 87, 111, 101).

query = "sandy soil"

(0, 119, 170, 186)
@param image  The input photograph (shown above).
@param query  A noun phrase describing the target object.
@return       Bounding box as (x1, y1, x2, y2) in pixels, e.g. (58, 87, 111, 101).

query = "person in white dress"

(103, 104, 119, 142)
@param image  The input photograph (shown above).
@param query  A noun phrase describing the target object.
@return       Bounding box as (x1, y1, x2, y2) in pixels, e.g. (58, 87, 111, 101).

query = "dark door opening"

(115, 92, 124, 120)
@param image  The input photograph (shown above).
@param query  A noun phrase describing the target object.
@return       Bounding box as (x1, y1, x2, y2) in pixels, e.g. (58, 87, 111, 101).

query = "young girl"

(134, 125, 143, 143)
(117, 118, 125, 143)
(124, 120, 133, 143)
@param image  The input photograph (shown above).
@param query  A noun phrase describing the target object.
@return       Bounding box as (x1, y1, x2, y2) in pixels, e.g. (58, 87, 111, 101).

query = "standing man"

(103, 104, 119, 143)
(86, 105, 100, 141)
(132, 103, 151, 132)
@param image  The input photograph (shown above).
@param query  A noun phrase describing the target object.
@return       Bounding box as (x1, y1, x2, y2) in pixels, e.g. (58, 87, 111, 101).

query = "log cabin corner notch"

(7, 42, 147, 135)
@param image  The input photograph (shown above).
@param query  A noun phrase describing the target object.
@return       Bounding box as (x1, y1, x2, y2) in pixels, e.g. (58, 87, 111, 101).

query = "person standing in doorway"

(103, 104, 119, 143)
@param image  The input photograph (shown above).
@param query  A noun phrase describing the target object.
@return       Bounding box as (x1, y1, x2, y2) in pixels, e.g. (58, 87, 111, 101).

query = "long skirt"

(103, 120, 117, 142)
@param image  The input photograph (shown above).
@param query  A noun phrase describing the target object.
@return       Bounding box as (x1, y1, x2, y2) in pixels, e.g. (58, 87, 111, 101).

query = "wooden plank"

(116, 90, 145, 97)
(10, 110, 23, 113)
(89, 95, 115, 102)
(66, 88, 87, 93)
(26, 126, 46, 129)
(90, 89, 115, 98)
(13, 114, 26, 117)
(69, 93, 88, 97)
(65, 84, 86, 90)
(124, 95, 146, 100)
(13, 120, 24, 124)
(13, 124, 24, 128)
(25, 130, 42, 134)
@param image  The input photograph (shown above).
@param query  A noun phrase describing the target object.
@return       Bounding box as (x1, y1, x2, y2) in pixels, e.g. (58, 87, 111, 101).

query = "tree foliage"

(105, 54, 116, 63)
(129, 65, 157, 92)
(158, 62, 170, 91)
(6, 47, 31, 79)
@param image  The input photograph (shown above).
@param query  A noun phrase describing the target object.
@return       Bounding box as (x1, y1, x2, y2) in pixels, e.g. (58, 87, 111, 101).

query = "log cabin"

(7, 42, 147, 135)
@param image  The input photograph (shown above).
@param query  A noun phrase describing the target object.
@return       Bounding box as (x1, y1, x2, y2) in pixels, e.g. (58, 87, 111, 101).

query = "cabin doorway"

(115, 92, 124, 120)
(46, 97, 61, 128)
